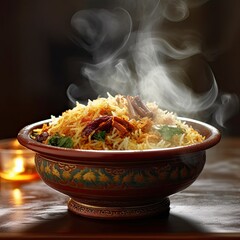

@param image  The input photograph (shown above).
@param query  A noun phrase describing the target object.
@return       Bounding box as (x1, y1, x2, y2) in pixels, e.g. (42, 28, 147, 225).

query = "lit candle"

(0, 138, 39, 182)
(13, 156, 25, 173)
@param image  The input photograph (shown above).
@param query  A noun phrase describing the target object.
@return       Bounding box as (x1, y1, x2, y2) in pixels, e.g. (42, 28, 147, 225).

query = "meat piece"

(82, 115, 135, 137)
(127, 95, 153, 119)
(82, 116, 112, 137)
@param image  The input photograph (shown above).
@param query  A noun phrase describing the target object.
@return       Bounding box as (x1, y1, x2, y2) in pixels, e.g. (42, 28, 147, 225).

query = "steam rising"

(69, 0, 239, 128)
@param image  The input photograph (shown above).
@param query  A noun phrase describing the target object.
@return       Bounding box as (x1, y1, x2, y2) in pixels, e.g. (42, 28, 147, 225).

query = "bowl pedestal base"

(68, 197, 170, 220)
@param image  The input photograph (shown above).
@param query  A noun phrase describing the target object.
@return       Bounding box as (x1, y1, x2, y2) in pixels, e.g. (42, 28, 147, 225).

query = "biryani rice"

(34, 94, 205, 150)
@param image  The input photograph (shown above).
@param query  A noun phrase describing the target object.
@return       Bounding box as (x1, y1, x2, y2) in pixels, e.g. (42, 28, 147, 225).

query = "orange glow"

(0, 138, 39, 181)
(13, 156, 25, 174)
(0, 156, 38, 181)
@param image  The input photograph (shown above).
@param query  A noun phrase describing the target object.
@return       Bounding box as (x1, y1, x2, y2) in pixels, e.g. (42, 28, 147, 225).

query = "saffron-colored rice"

(34, 94, 205, 150)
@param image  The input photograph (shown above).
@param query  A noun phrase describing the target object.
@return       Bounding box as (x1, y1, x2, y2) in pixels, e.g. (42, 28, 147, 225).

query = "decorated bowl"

(17, 117, 220, 220)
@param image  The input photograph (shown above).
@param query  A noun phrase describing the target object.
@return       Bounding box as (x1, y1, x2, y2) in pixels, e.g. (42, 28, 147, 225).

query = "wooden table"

(0, 137, 239, 239)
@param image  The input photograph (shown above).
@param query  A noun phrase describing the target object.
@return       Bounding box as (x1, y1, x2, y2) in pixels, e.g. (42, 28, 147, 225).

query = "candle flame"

(13, 157, 25, 174)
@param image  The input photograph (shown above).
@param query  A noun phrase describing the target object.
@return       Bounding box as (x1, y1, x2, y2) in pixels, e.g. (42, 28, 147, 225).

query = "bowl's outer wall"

(35, 150, 206, 206)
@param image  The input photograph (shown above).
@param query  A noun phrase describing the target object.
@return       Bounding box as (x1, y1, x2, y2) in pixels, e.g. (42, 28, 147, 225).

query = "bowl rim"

(17, 117, 221, 161)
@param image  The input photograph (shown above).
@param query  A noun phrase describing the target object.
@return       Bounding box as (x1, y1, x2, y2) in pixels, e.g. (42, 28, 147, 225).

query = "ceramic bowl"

(17, 117, 220, 220)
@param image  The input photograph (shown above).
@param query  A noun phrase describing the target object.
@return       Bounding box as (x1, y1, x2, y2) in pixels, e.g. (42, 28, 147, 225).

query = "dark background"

(1, 0, 240, 140)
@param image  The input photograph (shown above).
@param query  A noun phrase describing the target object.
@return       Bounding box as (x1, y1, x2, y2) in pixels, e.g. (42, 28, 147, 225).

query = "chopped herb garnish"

(92, 131, 106, 141)
(155, 125, 184, 141)
(48, 134, 74, 148)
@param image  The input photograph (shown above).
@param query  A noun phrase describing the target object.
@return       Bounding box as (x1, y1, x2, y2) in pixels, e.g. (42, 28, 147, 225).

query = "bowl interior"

(17, 117, 221, 161)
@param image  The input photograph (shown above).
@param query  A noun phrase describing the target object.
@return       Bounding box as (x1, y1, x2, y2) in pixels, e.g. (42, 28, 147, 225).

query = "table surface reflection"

(0, 137, 240, 239)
